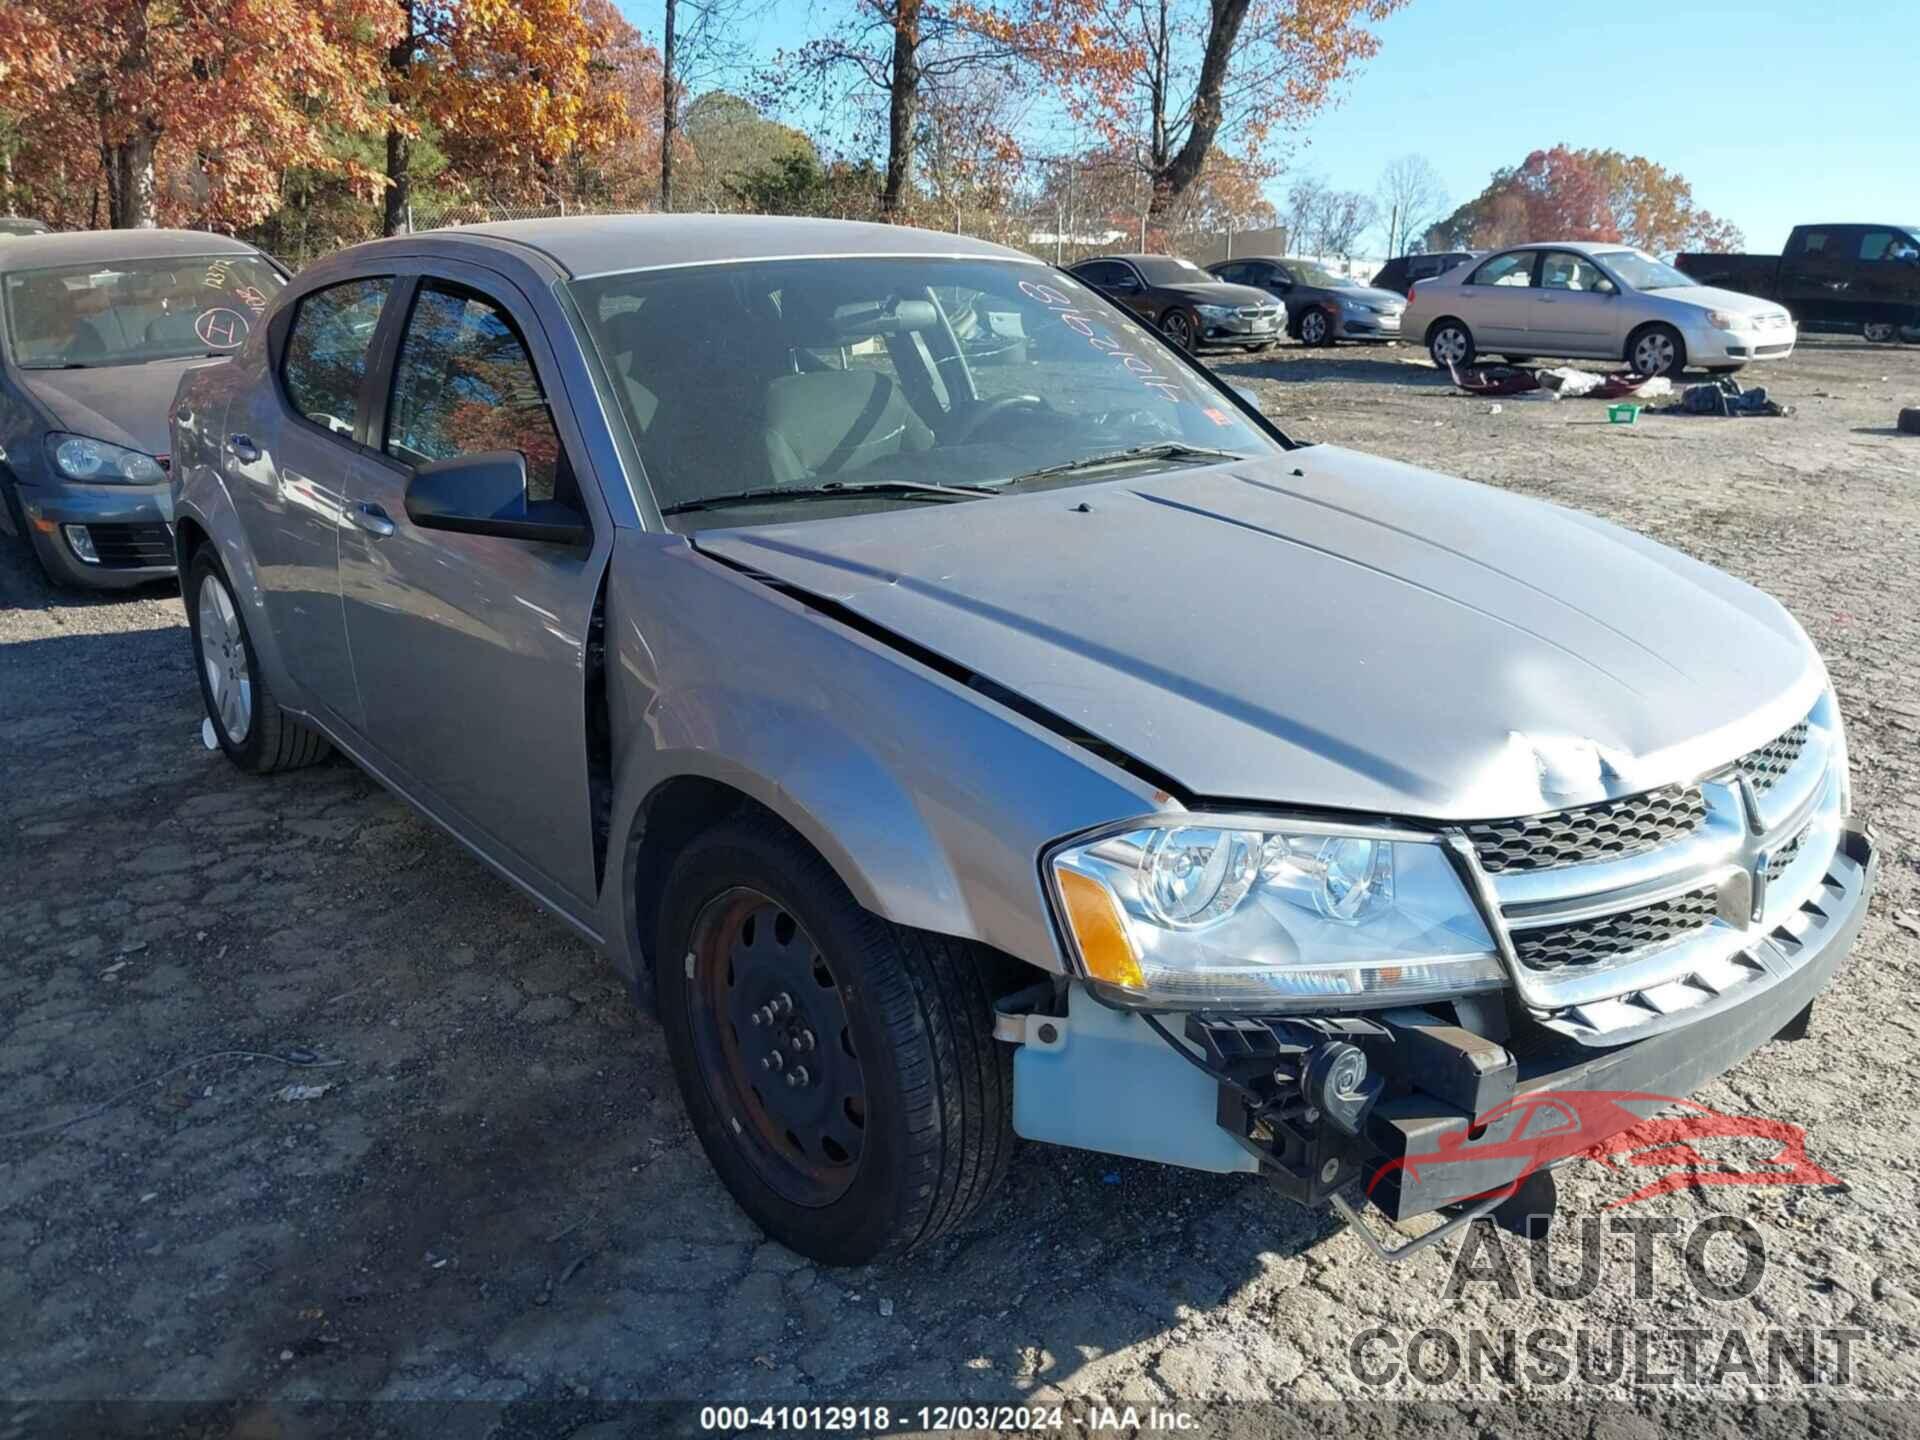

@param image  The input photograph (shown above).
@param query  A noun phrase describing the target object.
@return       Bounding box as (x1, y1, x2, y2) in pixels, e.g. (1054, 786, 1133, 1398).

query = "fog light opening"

(62, 524, 100, 563)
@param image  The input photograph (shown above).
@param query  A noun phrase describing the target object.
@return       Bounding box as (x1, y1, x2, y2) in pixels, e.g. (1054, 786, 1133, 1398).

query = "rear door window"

(383, 282, 570, 503)
(1468, 252, 1537, 287)
(282, 278, 392, 437)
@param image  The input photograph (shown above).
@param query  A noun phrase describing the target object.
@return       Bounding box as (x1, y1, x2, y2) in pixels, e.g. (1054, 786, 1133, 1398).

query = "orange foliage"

(410, 0, 644, 201)
(0, 0, 399, 229)
(1440, 146, 1745, 255)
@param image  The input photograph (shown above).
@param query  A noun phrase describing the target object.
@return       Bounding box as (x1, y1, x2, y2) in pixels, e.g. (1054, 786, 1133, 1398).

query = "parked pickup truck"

(173, 215, 1877, 1265)
(1678, 223, 1920, 342)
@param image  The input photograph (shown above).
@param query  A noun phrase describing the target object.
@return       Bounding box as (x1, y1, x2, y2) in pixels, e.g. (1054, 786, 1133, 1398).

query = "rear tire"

(1160, 308, 1196, 353)
(1298, 308, 1335, 347)
(1863, 322, 1897, 344)
(1427, 319, 1475, 369)
(656, 815, 1013, 1265)
(1898, 407, 1920, 436)
(1628, 323, 1686, 378)
(185, 548, 330, 774)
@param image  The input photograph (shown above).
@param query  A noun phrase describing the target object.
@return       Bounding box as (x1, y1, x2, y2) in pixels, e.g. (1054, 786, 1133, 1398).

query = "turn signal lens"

(1054, 867, 1144, 990)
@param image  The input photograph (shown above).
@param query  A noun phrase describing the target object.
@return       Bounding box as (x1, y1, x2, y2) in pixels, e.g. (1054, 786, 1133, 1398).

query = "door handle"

(351, 502, 396, 538)
(226, 433, 260, 464)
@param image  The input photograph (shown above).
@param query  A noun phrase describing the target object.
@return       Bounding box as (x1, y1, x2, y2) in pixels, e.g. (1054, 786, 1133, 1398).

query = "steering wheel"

(952, 393, 1045, 444)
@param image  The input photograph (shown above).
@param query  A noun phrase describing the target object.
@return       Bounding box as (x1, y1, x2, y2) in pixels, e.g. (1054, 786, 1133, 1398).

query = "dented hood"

(694, 448, 1825, 820)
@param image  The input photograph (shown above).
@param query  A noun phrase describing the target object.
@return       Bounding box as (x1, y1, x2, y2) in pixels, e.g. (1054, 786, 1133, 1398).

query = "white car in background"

(1402, 242, 1797, 377)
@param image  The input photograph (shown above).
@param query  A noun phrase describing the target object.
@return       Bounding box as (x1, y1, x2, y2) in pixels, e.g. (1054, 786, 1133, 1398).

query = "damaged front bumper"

(1002, 823, 1875, 1250)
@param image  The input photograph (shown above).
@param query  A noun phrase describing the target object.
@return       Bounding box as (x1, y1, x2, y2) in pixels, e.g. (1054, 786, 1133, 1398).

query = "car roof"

(1494, 241, 1641, 256)
(0, 227, 263, 272)
(350, 213, 1039, 279)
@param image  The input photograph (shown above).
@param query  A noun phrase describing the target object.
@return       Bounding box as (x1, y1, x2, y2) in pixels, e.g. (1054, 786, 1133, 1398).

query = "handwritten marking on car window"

(1019, 280, 1184, 405)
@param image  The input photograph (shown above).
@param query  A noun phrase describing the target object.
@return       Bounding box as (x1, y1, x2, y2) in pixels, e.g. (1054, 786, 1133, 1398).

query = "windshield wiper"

(662, 479, 998, 516)
(1000, 442, 1249, 487)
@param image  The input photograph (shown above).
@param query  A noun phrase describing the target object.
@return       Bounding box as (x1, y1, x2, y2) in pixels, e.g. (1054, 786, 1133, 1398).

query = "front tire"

(185, 548, 330, 774)
(656, 816, 1013, 1265)
(1863, 322, 1897, 344)
(1628, 323, 1686, 378)
(1427, 319, 1475, 369)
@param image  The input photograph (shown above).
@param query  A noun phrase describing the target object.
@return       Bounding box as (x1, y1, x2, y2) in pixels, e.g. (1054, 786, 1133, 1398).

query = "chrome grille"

(1740, 721, 1809, 794)
(1464, 696, 1841, 1043)
(1512, 887, 1720, 972)
(1463, 785, 1707, 874)
(1764, 826, 1807, 882)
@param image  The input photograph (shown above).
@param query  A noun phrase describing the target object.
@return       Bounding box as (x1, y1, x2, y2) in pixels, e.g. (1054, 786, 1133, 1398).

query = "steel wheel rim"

(1636, 333, 1675, 374)
(1165, 313, 1193, 349)
(1303, 312, 1327, 343)
(197, 575, 252, 743)
(686, 886, 866, 1208)
(1433, 328, 1467, 364)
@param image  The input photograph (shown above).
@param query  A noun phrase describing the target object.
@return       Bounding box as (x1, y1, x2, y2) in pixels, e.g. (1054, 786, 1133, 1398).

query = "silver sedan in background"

(1403, 241, 1797, 377)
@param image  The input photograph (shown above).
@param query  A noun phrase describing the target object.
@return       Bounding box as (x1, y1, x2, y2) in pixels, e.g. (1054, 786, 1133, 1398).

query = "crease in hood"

(694, 448, 1824, 821)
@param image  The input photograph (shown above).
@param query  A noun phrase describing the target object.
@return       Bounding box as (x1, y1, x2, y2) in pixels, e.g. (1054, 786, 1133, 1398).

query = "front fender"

(600, 531, 1159, 981)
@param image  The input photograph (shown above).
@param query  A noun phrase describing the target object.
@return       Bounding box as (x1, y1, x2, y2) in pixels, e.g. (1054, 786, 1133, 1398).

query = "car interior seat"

(762, 293, 935, 482)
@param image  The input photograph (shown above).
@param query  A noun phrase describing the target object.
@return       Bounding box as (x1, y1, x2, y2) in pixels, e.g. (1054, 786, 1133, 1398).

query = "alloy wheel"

(1163, 311, 1194, 351)
(198, 573, 253, 743)
(685, 886, 866, 1208)
(1864, 322, 1896, 344)
(1301, 310, 1329, 345)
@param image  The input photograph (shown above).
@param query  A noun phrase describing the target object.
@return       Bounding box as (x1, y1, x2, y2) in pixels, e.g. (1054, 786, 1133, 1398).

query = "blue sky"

(620, 0, 1919, 251)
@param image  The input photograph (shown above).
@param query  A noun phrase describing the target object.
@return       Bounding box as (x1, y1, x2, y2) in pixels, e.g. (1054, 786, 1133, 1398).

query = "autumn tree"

(0, 0, 397, 230)
(1019, 0, 1405, 224)
(383, 0, 639, 234)
(1280, 172, 1374, 257)
(772, 1, 1059, 217)
(1433, 145, 1743, 255)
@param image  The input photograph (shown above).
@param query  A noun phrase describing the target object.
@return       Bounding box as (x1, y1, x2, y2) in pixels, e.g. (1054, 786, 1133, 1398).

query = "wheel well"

(174, 515, 208, 575)
(1425, 315, 1468, 344)
(626, 776, 763, 983)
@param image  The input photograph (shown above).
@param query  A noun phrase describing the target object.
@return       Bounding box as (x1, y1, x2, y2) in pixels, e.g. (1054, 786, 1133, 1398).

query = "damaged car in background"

(170, 215, 1875, 1265)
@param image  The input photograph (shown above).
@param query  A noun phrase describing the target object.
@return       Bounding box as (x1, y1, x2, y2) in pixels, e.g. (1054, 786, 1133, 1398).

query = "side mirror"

(1595, 279, 1618, 296)
(405, 450, 589, 546)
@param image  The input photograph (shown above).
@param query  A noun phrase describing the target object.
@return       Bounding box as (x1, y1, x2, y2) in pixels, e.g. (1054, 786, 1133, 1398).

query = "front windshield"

(1595, 250, 1694, 291)
(568, 256, 1279, 525)
(2, 253, 283, 369)
(1293, 263, 1356, 288)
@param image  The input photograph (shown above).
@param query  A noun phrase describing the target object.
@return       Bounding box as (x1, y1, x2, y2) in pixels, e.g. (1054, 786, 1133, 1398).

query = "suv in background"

(1372, 251, 1477, 297)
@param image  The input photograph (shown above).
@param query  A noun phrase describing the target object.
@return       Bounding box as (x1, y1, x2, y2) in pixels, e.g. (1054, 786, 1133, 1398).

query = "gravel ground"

(2, 335, 1918, 1435)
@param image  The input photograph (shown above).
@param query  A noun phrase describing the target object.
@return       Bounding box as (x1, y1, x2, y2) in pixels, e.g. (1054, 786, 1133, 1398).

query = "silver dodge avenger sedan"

(171, 216, 1874, 1264)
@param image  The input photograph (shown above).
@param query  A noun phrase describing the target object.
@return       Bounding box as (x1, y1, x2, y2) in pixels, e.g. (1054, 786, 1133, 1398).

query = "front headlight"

(1705, 310, 1755, 332)
(46, 433, 165, 484)
(1048, 816, 1507, 1009)
(1341, 299, 1370, 314)
(1195, 304, 1235, 320)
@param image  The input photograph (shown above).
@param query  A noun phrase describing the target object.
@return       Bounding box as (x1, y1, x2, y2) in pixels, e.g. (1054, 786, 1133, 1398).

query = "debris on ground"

(1673, 376, 1794, 417)
(275, 1083, 333, 1103)
(1447, 359, 1541, 396)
